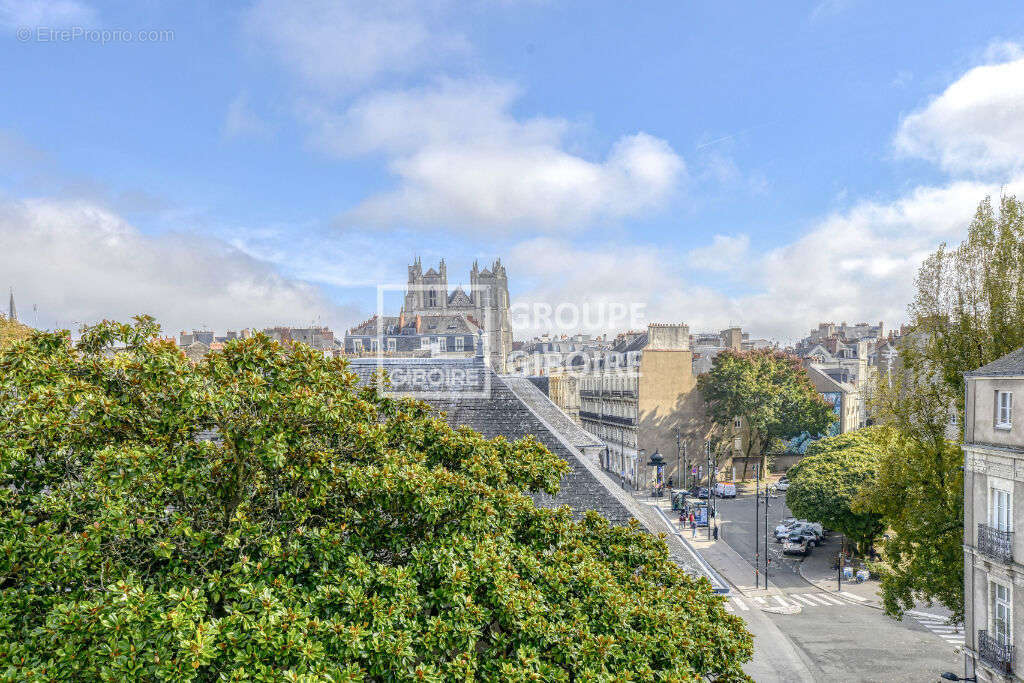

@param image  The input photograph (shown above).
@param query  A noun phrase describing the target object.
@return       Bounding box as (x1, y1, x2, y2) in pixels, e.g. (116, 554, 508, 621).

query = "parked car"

(696, 487, 710, 499)
(714, 482, 737, 498)
(775, 477, 790, 491)
(773, 518, 802, 541)
(783, 531, 814, 556)
(803, 522, 824, 541)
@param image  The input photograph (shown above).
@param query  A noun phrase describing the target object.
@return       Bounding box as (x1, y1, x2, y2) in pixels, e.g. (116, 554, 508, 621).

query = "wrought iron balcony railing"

(978, 523, 1014, 564)
(979, 629, 1014, 675)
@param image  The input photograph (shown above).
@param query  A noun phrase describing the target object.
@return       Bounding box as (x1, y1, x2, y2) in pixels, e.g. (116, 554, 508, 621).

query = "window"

(454, 336, 464, 351)
(991, 580, 1012, 646)
(353, 339, 362, 352)
(991, 487, 1012, 532)
(428, 290, 437, 307)
(438, 337, 447, 352)
(734, 418, 742, 429)
(387, 338, 396, 352)
(421, 336, 430, 350)
(997, 390, 1013, 429)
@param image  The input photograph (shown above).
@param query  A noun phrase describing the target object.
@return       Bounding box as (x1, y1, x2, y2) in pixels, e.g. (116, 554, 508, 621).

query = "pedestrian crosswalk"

(908, 612, 964, 646)
(722, 591, 852, 612)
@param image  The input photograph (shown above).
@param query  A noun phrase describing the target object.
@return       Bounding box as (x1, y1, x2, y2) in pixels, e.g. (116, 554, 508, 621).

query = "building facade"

(402, 258, 513, 372)
(577, 323, 714, 488)
(344, 258, 512, 372)
(964, 347, 1024, 681)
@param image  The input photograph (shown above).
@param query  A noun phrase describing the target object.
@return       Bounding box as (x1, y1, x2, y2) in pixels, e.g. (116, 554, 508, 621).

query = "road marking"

(731, 597, 749, 611)
(773, 595, 792, 608)
(839, 591, 867, 602)
(789, 594, 819, 606)
(752, 596, 767, 607)
(797, 593, 832, 606)
(816, 593, 846, 605)
(723, 601, 734, 612)
(908, 613, 964, 646)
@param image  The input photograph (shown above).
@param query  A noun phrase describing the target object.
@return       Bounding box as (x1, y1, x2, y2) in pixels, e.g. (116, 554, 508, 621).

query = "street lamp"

(647, 450, 665, 498)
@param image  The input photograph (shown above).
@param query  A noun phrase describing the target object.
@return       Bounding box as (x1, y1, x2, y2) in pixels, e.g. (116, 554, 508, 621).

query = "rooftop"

(966, 346, 1024, 377)
(347, 355, 724, 589)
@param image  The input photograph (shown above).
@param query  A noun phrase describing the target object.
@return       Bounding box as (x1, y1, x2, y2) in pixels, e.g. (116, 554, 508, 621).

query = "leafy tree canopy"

(698, 349, 835, 478)
(861, 194, 1024, 622)
(0, 318, 752, 681)
(785, 427, 886, 554)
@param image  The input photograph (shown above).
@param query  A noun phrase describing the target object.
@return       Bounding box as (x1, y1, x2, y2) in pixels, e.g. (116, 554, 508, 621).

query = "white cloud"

(243, 0, 467, 92)
(507, 177, 1024, 342)
(0, 198, 359, 333)
(894, 47, 1024, 175)
(0, 0, 94, 28)
(686, 234, 750, 273)
(223, 93, 271, 139)
(310, 80, 685, 233)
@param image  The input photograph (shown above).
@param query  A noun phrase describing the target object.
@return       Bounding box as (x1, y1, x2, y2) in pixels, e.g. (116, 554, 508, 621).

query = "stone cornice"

(965, 443, 1024, 480)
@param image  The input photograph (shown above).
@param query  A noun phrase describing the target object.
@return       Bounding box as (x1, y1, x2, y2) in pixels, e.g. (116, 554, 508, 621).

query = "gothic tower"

(402, 258, 513, 372)
(7, 288, 16, 322)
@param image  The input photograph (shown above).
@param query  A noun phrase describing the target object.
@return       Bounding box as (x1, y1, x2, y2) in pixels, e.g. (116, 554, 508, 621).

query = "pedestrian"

(713, 524, 719, 541)
(689, 513, 696, 538)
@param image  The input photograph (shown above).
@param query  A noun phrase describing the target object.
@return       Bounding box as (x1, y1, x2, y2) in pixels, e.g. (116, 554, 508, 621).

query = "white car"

(773, 518, 800, 541)
(775, 478, 790, 491)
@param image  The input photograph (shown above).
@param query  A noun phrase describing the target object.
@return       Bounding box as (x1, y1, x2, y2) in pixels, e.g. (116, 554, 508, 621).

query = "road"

(709, 490, 964, 681)
(714, 487, 808, 588)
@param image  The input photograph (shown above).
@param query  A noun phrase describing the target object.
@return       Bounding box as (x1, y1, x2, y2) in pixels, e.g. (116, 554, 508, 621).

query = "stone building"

(964, 346, 1024, 681)
(345, 313, 480, 358)
(344, 258, 513, 372)
(577, 323, 717, 489)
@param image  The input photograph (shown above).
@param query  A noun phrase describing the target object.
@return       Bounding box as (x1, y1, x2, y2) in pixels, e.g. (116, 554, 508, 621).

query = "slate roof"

(612, 332, 649, 354)
(502, 377, 603, 449)
(966, 346, 1024, 377)
(347, 356, 719, 586)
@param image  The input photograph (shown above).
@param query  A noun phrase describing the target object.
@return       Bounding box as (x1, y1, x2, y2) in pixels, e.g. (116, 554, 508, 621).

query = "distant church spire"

(7, 288, 16, 322)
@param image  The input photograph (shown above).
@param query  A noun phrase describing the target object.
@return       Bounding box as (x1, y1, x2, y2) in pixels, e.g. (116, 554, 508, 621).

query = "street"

(715, 486, 807, 588)
(708, 490, 964, 681)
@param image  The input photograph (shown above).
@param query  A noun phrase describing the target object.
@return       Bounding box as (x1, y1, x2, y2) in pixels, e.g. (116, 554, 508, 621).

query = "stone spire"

(7, 288, 15, 322)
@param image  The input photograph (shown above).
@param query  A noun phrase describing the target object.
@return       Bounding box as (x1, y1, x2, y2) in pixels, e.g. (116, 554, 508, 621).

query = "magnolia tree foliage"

(784, 428, 886, 554)
(698, 349, 836, 480)
(0, 318, 752, 681)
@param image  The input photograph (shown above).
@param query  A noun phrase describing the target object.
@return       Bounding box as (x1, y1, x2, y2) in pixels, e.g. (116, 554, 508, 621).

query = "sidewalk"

(796, 533, 885, 608)
(639, 493, 786, 598)
(636, 492, 819, 681)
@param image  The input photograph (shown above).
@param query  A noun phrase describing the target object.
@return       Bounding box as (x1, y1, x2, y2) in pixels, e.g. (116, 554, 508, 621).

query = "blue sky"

(2, 0, 1024, 341)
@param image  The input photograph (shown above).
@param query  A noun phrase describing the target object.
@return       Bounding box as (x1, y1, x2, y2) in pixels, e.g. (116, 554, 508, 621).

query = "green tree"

(860, 194, 1024, 622)
(785, 428, 886, 555)
(698, 349, 836, 480)
(0, 318, 753, 681)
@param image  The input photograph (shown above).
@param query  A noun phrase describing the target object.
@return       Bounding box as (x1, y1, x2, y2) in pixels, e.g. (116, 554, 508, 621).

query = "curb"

(648, 504, 732, 595)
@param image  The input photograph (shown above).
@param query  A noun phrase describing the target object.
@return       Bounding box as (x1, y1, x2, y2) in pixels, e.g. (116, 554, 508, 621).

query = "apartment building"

(964, 346, 1024, 680)
(577, 323, 710, 488)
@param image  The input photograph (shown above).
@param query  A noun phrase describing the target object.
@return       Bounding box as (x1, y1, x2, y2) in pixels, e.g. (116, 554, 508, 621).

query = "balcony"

(978, 523, 1014, 564)
(979, 630, 1014, 675)
(579, 410, 601, 421)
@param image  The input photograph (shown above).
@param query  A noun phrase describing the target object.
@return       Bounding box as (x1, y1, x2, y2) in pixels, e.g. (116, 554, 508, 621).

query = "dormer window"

(996, 390, 1013, 429)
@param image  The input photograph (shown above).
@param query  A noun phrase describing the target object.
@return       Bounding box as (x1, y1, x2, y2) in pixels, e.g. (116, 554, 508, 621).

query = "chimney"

(646, 323, 690, 351)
